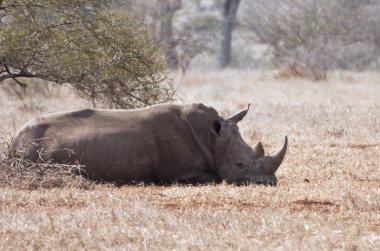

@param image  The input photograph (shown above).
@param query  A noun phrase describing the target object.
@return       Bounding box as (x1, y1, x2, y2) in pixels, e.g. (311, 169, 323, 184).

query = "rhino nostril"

(235, 162, 243, 169)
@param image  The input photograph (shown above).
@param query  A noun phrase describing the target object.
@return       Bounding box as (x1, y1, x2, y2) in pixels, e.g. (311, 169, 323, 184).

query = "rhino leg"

(176, 171, 221, 185)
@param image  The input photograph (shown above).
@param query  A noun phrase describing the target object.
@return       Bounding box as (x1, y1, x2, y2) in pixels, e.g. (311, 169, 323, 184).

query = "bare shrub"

(0, 157, 95, 190)
(241, 0, 380, 79)
(276, 61, 327, 81)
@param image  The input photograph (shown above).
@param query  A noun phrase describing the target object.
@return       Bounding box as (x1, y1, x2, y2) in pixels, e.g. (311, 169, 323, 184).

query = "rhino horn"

(266, 136, 288, 174)
(253, 141, 265, 158)
(227, 104, 251, 124)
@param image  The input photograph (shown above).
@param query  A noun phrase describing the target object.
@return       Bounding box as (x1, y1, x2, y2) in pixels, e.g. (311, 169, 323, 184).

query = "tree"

(158, 0, 182, 69)
(219, 0, 241, 68)
(241, 0, 380, 80)
(0, 0, 175, 108)
(105, 0, 183, 70)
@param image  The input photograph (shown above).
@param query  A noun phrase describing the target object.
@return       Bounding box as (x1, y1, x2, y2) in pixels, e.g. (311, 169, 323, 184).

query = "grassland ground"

(0, 71, 379, 250)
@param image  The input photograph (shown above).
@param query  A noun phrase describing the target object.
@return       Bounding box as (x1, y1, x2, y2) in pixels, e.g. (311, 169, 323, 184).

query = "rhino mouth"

(232, 176, 278, 186)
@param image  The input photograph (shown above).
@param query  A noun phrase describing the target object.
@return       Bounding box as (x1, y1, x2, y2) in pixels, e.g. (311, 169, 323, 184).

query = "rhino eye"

(235, 162, 244, 169)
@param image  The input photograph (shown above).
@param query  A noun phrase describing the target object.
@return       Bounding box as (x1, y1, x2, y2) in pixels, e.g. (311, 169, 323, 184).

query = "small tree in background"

(0, 0, 175, 108)
(119, 0, 183, 70)
(124, 0, 218, 73)
(241, 0, 380, 80)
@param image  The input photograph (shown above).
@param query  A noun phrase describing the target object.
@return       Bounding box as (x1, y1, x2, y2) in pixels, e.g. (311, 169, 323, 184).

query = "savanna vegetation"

(0, 0, 379, 250)
(0, 71, 379, 249)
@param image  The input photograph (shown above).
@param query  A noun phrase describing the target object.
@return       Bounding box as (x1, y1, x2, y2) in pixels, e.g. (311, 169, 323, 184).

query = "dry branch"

(0, 156, 95, 190)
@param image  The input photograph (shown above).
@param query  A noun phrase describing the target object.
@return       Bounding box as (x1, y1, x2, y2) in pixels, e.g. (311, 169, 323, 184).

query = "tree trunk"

(195, 0, 202, 11)
(219, 0, 241, 68)
(158, 0, 182, 69)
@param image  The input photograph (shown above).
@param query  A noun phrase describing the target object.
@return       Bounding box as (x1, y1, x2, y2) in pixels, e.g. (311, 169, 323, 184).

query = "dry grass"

(0, 70, 379, 250)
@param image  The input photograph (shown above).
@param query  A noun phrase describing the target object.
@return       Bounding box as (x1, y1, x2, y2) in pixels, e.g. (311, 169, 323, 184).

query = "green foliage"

(189, 15, 221, 33)
(0, 0, 174, 108)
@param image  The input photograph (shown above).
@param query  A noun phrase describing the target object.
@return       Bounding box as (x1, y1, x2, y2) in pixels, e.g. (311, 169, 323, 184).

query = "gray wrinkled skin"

(10, 103, 287, 185)
(209, 108, 288, 186)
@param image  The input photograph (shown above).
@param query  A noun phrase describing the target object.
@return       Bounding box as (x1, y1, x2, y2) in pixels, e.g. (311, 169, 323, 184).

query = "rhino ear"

(209, 120, 223, 136)
(227, 104, 251, 124)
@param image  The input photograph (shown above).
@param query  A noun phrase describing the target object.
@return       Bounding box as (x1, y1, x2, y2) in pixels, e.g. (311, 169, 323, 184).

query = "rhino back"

(11, 104, 219, 183)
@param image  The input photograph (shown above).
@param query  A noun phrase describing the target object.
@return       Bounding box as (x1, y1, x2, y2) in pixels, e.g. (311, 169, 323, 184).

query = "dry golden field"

(0, 71, 379, 250)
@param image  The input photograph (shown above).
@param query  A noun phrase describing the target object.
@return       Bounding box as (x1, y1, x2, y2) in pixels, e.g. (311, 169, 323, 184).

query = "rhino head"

(209, 105, 288, 185)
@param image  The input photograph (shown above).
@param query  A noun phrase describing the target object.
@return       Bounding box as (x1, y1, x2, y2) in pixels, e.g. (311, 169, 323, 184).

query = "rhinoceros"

(10, 103, 287, 185)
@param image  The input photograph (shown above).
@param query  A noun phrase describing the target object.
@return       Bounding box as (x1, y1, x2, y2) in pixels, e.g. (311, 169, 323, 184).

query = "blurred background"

(2, 0, 380, 109)
(108, 1, 380, 72)
(111, 0, 380, 78)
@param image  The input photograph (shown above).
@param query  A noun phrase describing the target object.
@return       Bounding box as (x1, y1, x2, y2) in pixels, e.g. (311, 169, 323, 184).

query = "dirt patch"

(291, 199, 338, 213)
(329, 143, 379, 149)
(158, 199, 266, 211)
(36, 197, 88, 209)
